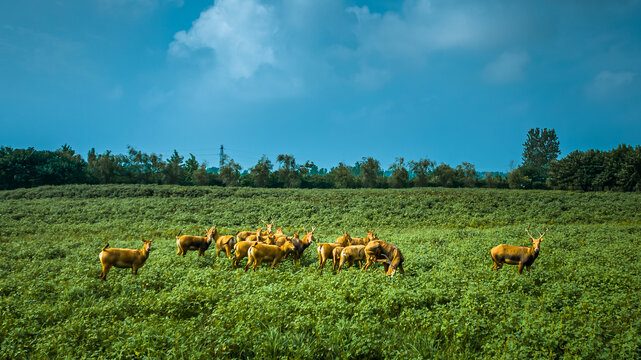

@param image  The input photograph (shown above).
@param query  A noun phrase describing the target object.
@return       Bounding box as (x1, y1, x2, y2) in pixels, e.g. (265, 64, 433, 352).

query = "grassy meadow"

(1, 185, 640, 359)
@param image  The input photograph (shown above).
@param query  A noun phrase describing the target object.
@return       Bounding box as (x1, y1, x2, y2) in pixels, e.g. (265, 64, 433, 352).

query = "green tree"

(192, 163, 212, 186)
(359, 157, 381, 188)
(219, 155, 241, 186)
(184, 154, 200, 185)
(163, 150, 185, 185)
(432, 163, 456, 187)
(455, 162, 478, 188)
(250, 155, 273, 187)
(276, 154, 301, 188)
(389, 157, 410, 188)
(484, 172, 508, 189)
(87, 148, 125, 184)
(520, 127, 560, 187)
(330, 162, 355, 188)
(409, 158, 435, 187)
(507, 168, 531, 189)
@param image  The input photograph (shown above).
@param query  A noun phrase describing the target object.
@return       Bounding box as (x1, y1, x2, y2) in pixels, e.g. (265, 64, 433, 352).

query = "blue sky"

(1, 0, 640, 172)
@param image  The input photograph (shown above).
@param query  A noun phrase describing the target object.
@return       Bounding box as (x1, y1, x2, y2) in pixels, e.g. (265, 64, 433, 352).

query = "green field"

(1, 185, 640, 359)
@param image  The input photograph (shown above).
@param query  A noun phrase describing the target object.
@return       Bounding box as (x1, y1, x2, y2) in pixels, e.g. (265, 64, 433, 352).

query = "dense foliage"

(2, 127, 641, 191)
(1, 185, 640, 359)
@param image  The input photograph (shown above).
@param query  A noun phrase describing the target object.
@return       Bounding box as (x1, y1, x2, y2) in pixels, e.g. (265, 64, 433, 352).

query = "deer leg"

(253, 258, 262, 271)
(132, 266, 138, 275)
(363, 259, 373, 271)
(225, 246, 232, 259)
(100, 264, 111, 281)
(398, 264, 405, 274)
(518, 263, 524, 275)
(198, 249, 205, 256)
(244, 258, 252, 272)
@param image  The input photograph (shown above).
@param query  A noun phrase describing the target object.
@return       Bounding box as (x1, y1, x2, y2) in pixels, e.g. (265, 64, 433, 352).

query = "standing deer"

(176, 226, 215, 256)
(99, 239, 152, 281)
(491, 228, 548, 275)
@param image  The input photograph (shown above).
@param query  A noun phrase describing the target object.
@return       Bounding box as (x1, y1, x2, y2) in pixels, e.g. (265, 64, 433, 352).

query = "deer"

(99, 239, 152, 281)
(331, 246, 345, 271)
(336, 245, 366, 273)
(317, 242, 342, 273)
(245, 241, 296, 271)
(491, 228, 548, 275)
(349, 230, 378, 246)
(291, 227, 316, 262)
(236, 221, 273, 242)
(176, 226, 215, 256)
(232, 240, 258, 269)
(362, 240, 405, 276)
(213, 227, 236, 259)
(335, 232, 352, 247)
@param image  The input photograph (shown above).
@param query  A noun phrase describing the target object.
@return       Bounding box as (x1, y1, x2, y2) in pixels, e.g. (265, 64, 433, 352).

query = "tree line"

(1, 129, 640, 191)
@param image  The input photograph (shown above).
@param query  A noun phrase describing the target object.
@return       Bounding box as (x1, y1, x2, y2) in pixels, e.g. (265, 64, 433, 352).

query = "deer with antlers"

(491, 228, 548, 275)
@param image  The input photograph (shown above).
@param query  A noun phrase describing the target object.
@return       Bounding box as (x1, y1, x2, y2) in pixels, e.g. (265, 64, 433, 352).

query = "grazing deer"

(99, 239, 152, 281)
(176, 226, 215, 256)
(362, 240, 405, 276)
(491, 228, 548, 275)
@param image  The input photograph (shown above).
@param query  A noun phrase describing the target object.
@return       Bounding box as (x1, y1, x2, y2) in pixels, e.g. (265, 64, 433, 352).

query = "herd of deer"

(98, 221, 548, 281)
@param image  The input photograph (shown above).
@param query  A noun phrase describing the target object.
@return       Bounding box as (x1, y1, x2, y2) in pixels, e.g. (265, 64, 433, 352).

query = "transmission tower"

(219, 145, 225, 167)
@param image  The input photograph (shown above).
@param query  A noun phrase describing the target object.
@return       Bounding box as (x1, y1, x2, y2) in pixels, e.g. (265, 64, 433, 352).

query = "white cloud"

(587, 71, 636, 99)
(345, 0, 544, 63)
(482, 51, 530, 84)
(169, 0, 277, 79)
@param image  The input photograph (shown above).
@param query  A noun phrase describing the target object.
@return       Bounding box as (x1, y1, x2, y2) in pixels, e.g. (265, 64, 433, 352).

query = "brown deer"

(236, 221, 273, 242)
(349, 230, 378, 245)
(245, 241, 296, 271)
(335, 232, 352, 247)
(213, 227, 236, 259)
(317, 242, 342, 273)
(99, 239, 152, 281)
(232, 240, 258, 269)
(362, 240, 405, 276)
(331, 246, 345, 271)
(491, 228, 548, 275)
(291, 227, 316, 262)
(336, 245, 366, 273)
(176, 226, 215, 256)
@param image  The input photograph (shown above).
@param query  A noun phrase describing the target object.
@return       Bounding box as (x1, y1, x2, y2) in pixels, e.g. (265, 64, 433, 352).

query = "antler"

(538, 228, 549, 239)
(525, 228, 535, 239)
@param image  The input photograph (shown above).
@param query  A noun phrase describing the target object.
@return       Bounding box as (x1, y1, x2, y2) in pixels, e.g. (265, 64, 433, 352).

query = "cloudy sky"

(1, 0, 640, 172)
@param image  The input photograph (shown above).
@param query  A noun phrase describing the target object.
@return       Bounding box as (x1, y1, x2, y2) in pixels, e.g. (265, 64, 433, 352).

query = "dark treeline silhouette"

(1, 129, 640, 191)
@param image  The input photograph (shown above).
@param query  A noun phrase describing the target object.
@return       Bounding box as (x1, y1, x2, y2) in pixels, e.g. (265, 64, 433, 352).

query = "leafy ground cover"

(1, 185, 640, 359)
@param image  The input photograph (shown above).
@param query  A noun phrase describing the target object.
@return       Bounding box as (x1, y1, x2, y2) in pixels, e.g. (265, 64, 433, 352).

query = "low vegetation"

(1, 185, 640, 359)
